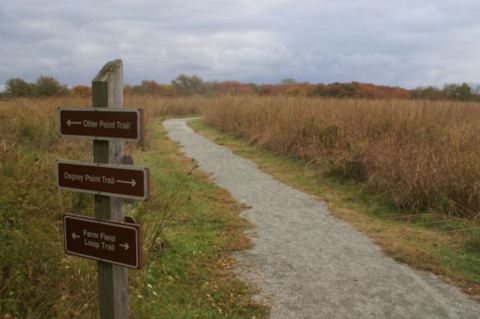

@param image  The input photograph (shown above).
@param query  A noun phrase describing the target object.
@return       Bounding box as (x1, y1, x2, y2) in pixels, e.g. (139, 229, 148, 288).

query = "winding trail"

(164, 118, 480, 319)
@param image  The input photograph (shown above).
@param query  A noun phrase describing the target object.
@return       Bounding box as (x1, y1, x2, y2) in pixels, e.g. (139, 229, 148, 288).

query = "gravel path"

(164, 118, 480, 319)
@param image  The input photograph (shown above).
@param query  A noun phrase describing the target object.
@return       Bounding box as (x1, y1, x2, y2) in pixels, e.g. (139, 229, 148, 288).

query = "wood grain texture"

(92, 59, 129, 319)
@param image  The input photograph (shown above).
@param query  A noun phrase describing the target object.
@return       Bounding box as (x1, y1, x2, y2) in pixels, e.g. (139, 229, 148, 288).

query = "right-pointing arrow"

(117, 178, 136, 187)
(119, 243, 129, 250)
(72, 232, 80, 240)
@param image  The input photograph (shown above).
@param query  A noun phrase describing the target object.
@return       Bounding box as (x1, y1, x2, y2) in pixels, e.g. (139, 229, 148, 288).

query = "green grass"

(129, 118, 269, 318)
(189, 118, 480, 299)
(0, 104, 268, 318)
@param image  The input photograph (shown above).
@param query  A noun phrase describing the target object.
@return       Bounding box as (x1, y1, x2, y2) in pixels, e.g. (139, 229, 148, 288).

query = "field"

(0, 96, 268, 318)
(1, 94, 480, 316)
(203, 96, 480, 218)
(198, 95, 480, 295)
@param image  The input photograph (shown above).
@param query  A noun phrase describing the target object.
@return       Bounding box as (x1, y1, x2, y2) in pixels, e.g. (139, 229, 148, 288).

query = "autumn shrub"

(0, 97, 100, 316)
(71, 85, 92, 98)
(202, 96, 480, 218)
(0, 96, 202, 317)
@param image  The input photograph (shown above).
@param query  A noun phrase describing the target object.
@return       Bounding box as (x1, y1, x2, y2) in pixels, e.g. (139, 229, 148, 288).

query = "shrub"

(34, 76, 69, 97)
(71, 85, 91, 97)
(5, 78, 34, 97)
(171, 75, 207, 96)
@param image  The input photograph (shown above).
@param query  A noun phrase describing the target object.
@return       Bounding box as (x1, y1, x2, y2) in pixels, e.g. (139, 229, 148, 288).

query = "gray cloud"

(1, 0, 479, 88)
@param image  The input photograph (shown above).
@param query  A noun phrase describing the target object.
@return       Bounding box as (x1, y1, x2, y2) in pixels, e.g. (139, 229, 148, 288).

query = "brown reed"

(202, 96, 480, 218)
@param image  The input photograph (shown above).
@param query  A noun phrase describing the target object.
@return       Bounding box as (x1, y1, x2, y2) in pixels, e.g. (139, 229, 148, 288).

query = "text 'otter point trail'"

(59, 108, 142, 141)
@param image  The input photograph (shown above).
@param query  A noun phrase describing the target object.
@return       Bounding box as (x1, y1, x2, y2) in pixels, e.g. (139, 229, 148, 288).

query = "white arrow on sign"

(119, 243, 130, 250)
(67, 119, 82, 127)
(117, 178, 136, 187)
(72, 232, 80, 239)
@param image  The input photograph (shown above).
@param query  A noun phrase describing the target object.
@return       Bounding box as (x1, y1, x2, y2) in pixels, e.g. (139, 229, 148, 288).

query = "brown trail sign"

(57, 160, 149, 200)
(57, 59, 146, 318)
(59, 108, 143, 141)
(64, 214, 143, 269)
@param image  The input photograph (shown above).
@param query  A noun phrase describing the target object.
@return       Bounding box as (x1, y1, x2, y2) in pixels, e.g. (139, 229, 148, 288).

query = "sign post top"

(94, 59, 123, 82)
(93, 59, 123, 110)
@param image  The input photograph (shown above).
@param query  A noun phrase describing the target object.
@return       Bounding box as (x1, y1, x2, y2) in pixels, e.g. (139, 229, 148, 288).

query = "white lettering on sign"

(101, 242, 115, 251)
(84, 239, 100, 249)
(83, 120, 98, 128)
(63, 171, 133, 186)
(101, 176, 115, 184)
(68, 119, 134, 130)
(64, 172, 84, 183)
(74, 119, 133, 130)
(99, 120, 115, 129)
(83, 229, 98, 239)
(116, 121, 131, 130)
(100, 232, 116, 242)
(85, 174, 101, 183)
(83, 174, 116, 184)
(63, 170, 137, 189)
(79, 229, 118, 251)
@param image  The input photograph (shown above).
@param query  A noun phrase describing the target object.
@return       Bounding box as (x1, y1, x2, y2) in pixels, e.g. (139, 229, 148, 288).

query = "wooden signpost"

(57, 59, 146, 319)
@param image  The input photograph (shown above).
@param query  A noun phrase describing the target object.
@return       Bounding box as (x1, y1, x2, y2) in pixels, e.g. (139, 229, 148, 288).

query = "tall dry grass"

(0, 96, 202, 317)
(203, 96, 480, 218)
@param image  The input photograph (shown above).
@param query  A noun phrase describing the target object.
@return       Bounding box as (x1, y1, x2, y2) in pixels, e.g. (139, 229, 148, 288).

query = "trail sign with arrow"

(58, 108, 143, 142)
(57, 60, 148, 317)
(56, 160, 149, 200)
(64, 214, 142, 269)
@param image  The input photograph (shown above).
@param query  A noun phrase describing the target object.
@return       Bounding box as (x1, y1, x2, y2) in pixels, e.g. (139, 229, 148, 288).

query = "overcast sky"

(1, 0, 479, 89)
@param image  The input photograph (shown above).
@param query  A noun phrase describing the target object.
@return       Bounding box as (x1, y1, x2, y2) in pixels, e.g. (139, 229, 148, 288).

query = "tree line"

(2, 74, 480, 101)
(2, 77, 69, 97)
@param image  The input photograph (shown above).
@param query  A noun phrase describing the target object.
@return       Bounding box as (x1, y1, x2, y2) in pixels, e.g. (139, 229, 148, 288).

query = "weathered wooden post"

(58, 59, 147, 318)
(92, 59, 128, 318)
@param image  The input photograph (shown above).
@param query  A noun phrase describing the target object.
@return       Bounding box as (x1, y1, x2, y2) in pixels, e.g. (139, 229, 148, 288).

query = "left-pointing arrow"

(72, 232, 80, 239)
(67, 119, 82, 127)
